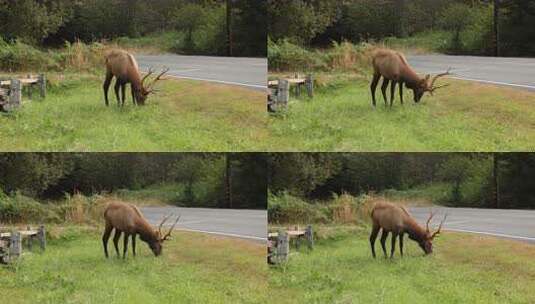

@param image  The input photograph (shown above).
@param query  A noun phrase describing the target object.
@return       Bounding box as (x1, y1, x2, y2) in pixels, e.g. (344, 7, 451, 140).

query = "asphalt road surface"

(407, 55, 535, 91)
(140, 207, 267, 243)
(137, 54, 267, 91)
(409, 207, 535, 244)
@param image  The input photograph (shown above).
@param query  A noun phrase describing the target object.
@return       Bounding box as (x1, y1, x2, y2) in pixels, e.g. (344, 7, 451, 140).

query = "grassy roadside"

(0, 226, 267, 304)
(0, 73, 266, 151)
(270, 228, 535, 304)
(268, 78, 535, 151)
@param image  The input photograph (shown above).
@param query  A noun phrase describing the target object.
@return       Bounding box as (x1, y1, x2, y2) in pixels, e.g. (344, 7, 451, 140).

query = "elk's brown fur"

(370, 49, 451, 107)
(103, 49, 168, 106)
(369, 201, 446, 258)
(102, 201, 179, 258)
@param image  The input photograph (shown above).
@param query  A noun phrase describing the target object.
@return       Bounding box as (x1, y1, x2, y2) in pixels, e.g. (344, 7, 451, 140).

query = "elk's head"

(150, 213, 180, 256)
(136, 67, 170, 105)
(412, 68, 452, 103)
(417, 212, 447, 255)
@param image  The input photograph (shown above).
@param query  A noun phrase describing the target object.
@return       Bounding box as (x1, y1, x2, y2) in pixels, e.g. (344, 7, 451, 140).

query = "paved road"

(140, 207, 267, 243)
(407, 55, 535, 91)
(137, 54, 267, 91)
(409, 207, 535, 243)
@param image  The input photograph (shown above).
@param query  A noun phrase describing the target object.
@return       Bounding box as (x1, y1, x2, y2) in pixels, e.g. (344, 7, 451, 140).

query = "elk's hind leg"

(370, 73, 381, 107)
(131, 234, 136, 257)
(103, 72, 113, 107)
(102, 224, 113, 258)
(123, 233, 129, 259)
(113, 229, 122, 257)
(381, 78, 390, 106)
(399, 82, 404, 105)
(390, 81, 397, 107)
(370, 224, 380, 258)
(114, 79, 122, 106)
(120, 82, 126, 106)
(390, 232, 398, 258)
(380, 230, 389, 258)
(399, 233, 404, 257)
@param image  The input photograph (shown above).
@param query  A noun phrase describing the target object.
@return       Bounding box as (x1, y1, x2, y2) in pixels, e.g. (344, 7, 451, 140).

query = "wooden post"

(305, 225, 314, 250)
(9, 78, 21, 109)
(39, 74, 46, 99)
(10, 231, 21, 258)
(26, 74, 32, 100)
(38, 225, 46, 251)
(277, 230, 289, 263)
(27, 226, 33, 251)
(277, 79, 289, 106)
(306, 74, 314, 98)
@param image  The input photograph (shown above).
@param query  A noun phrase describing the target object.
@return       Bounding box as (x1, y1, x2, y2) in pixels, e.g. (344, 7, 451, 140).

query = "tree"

(439, 3, 474, 51)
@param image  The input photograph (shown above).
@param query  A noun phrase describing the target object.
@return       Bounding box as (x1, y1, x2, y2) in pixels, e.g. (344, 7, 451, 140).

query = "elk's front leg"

(131, 85, 137, 106)
(370, 74, 381, 107)
(380, 230, 389, 258)
(370, 225, 380, 258)
(381, 79, 390, 106)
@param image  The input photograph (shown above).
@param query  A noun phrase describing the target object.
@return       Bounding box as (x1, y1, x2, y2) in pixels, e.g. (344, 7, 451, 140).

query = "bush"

(268, 191, 328, 224)
(0, 191, 56, 223)
(268, 191, 367, 224)
(0, 38, 107, 72)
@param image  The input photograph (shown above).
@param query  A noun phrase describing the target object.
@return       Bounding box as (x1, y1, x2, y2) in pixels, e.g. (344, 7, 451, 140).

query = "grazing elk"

(102, 201, 180, 258)
(369, 201, 447, 258)
(103, 49, 169, 106)
(370, 49, 451, 107)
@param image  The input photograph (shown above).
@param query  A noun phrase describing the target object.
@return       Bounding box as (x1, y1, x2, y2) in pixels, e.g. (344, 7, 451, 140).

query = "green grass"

(381, 31, 452, 54)
(0, 226, 267, 303)
(0, 73, 266, 151)
(268, 78, 535, 151)
(270, 228, 535, 304)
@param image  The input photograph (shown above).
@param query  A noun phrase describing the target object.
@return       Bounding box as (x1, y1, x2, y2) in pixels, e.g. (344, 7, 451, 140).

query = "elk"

(102, 201, 180, 258)
(369, 201, 447, 258)
(103, 49, 169, 106)
(370, 49, 451, 107)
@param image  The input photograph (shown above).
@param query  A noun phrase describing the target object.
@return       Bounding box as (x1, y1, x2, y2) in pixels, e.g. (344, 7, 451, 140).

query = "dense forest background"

(0, 0, 266, 57)
(268, 153, 535, 210)
(268, 0, 535, 56)
(0, 153, 267, 211)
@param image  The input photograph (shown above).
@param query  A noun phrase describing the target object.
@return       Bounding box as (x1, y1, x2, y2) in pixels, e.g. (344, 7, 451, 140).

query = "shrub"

(0, 191, 56, 223)
(268, 191, 328, 224)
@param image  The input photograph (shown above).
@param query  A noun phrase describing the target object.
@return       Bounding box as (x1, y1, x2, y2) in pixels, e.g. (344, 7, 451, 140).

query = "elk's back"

(371, 49, 405, 80)
(371, 201, 406, 232)
(105, 49, 139, 80)
(104, 201, 139, 232)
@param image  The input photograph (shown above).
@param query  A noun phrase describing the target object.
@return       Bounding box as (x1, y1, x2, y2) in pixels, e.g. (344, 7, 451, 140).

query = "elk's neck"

(137, 218, 159, 242)
(401, 65, 422, 88)
(130, 71, 144, 91)
(405, 218, 427, 242)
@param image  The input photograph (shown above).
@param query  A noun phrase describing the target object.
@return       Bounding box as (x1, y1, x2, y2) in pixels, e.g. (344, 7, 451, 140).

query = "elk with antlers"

(102, 201, 180, 258)
(369, 201, 447, 258)
(103, 49, 169, 106)
(371, 49, 451, 107)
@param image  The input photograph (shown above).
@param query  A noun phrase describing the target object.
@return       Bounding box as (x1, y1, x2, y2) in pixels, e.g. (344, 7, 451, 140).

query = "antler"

(430, 214, 448, 239)
(426, 211, 435, 234)
(428, 67, 452, 95)
(148, 67, 170, 91)
(161, 214, 181, 241)
(142, 67, 155, 85)
(158, 213, 173, 237)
